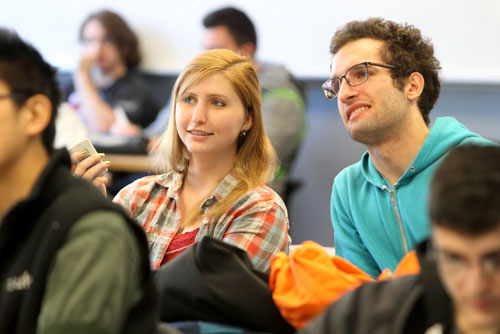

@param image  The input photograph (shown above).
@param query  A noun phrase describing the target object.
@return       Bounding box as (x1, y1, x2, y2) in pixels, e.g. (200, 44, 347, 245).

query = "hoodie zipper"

(381, 185, 409, 254)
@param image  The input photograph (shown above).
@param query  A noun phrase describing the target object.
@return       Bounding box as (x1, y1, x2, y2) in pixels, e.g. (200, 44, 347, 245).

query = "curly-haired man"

(324, 18, 495, 277)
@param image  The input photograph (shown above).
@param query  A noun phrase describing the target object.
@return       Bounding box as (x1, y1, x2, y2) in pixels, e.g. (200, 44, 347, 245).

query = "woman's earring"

(240, 129, 247, 137)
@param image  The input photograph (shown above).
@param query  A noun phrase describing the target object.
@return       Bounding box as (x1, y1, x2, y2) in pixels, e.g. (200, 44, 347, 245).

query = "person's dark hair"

(330, 18, 441, 126)
(429, 144, 500, 235)
(0, 28, 61, 153)
(79, 9, 141, 69)
(203, 7, 257, 49)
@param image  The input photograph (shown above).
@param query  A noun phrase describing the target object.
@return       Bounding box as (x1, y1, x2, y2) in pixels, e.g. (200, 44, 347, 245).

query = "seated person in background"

(114, 49, 291, 272)
(53, 101, 90, 149)
(146, 7, 306, 198)
(306, 144, 500, 334)
(0, 29, 160, 333)
(326, 18, 495, 278)
(67, 9, 158, 137)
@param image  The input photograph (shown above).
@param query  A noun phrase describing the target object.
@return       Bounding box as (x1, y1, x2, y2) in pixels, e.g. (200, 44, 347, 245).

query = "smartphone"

(68, 138, 108, 177)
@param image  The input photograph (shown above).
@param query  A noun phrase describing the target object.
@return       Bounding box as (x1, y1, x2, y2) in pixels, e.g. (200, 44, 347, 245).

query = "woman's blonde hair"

(156, 49, 278, 220)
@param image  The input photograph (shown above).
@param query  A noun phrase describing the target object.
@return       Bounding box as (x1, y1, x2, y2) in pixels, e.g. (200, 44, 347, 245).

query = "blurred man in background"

(68, 9, 158, 136)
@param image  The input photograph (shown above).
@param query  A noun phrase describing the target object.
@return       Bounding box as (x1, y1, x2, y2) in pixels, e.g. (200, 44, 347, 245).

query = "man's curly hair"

(330, 18, 441, 125)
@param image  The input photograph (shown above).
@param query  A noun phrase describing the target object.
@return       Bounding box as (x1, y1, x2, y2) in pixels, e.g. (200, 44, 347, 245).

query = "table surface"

(105, 154, 156, 173)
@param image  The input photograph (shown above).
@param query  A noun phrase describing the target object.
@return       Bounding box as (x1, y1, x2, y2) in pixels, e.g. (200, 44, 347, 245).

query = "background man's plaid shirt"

(113, 170, 291, 272)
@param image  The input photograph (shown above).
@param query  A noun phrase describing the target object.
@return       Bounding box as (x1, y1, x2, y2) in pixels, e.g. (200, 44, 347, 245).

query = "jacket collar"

(28, 149, 72, 202)
(0, 149, 72, 248)
(360, 117, 483, 188)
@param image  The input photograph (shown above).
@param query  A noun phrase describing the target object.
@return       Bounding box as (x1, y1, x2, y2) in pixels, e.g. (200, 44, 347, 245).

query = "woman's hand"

(71, 151, 110, 196)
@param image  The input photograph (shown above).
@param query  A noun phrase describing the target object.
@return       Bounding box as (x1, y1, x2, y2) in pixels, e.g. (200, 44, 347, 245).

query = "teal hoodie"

(330, 117, 495, 278)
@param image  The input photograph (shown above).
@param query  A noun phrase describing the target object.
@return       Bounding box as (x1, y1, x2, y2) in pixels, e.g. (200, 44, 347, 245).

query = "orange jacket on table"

(269, 241, 420, 329)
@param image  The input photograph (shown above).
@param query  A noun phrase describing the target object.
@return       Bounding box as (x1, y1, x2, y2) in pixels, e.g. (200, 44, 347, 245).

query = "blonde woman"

(112, 49, 290, 272)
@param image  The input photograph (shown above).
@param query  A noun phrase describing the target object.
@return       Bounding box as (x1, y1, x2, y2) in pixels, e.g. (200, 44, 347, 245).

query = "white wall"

(2, 0, 500, 82)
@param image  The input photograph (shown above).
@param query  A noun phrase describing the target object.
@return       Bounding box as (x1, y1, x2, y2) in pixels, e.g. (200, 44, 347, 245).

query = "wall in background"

(2, 0, 500, 82)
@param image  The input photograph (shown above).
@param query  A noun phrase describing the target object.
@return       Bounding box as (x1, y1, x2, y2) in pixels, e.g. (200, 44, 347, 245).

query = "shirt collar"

(154, 170, 241, 211)
(155, 172, 183, 199)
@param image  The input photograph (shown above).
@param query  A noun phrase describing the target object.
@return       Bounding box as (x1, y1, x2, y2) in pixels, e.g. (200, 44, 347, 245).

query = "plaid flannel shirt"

(113, 170, 291, 272)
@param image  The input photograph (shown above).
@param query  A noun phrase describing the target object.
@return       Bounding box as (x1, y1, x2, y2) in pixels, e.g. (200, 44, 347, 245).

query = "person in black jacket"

(67, 9, 158, 136)
(0, 28, 167, 334)
(305, 144, 500, 334)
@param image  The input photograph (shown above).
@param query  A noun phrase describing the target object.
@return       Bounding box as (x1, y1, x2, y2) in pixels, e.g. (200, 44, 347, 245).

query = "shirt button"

(201, 197, 216, 210)
(410, 166, 416, 172)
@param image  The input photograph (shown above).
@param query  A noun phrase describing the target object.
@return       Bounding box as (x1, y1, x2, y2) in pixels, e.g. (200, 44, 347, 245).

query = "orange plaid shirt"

(113, 170, 291, 272)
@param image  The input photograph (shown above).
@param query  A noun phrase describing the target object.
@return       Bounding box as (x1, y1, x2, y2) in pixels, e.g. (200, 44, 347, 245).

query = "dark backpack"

(155, 236, 295, 334)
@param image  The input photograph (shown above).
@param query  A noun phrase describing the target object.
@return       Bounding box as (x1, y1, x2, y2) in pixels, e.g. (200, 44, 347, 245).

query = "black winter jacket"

(0, 149, 159, 333)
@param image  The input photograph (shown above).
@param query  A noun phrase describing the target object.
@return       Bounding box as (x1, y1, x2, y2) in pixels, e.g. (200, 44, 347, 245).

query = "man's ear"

(406, 72, 425, 102)
(238, 42, 256, 61)
(22, 94, 52, 136)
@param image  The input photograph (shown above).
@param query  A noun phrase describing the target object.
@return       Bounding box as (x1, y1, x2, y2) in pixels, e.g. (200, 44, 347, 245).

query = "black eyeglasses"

(0, 93, 28, 101)
(322, 61, 399, 101)
(0, 94, 15, 100)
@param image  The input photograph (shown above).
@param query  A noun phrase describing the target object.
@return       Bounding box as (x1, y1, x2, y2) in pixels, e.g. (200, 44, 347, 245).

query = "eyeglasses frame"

(322, 61, 399, 101)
